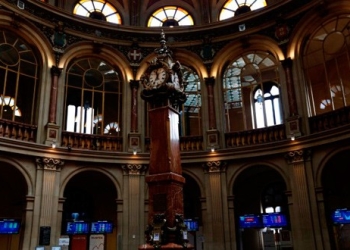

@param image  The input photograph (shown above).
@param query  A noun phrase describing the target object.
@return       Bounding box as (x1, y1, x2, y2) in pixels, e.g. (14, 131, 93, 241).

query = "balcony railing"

(225, 124, 286, 147)
(0, 119, 37, 142)
(61, 131, 123, 151)
(309, 106, 350, 133)
(144, 136, 204, 152)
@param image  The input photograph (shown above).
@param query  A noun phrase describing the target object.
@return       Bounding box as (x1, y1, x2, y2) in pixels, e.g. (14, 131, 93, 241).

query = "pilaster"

(285, 150, 316, 249)
(36, 157, 64, 247)
(203, 161, 227, 249)
(122, 164, 148, 249)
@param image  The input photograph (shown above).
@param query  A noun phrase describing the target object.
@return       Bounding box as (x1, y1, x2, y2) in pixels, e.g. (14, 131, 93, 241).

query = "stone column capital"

(36, 157, 64, 171)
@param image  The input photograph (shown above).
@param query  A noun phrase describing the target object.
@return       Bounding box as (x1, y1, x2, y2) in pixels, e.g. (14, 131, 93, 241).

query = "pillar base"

(138, 243, 194, 249)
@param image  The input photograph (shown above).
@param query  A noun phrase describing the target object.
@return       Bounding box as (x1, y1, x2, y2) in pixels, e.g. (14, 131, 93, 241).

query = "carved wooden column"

(45, 66, 62, 146)
(34, 158, 64, 248)
(281, 58, 301, 139)
(203, 161, 228, 249)
(128, 80, 141, 153)
(205, 77, 219, 150)
(122, 164, 147, 249)
(285, 150, 316, 250)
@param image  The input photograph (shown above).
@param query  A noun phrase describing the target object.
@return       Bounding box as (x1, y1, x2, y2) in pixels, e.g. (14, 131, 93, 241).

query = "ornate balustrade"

(309, 106, 350, 133)
(61, 131, 123, 151)
(144, 136, 204, 152)
(0, 119, 37, 142)
(180, 136, 203, 151)
(225, 124, 286, 147)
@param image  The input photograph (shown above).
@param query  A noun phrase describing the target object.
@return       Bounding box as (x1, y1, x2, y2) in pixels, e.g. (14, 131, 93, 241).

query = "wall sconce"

(52, 140, 56, 149)
(290, 134, 295, 141)
(67, 144, 72, 152)
(133, 149, 137, 155)
(211, 147, 215, 152)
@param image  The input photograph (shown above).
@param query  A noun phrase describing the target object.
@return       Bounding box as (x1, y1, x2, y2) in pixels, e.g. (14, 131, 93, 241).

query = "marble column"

(281, 58, 301, 138)
(128, 80, 141, 153)
(122, 164, 147, 250)
(35, 157, 64, 247)
(285, 150, 316, 249)
(48, 66, 62, 124)
(205, 77, 220, 149)
(46, 66, 62, 146)
(205, 77, 217, 130)
(281, 58, 297, 117)
(130, 80, 139, 133)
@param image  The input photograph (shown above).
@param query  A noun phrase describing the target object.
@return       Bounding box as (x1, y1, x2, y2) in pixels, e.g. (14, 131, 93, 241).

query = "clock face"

(156, 67, 167, 85)
(149, 69, 157, 84)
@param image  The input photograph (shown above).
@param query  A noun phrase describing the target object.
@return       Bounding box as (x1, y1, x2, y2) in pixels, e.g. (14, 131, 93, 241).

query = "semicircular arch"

(227, 161, 290, 197)
(59, 167, 121, 199)
(59, 41, 132, 82)
(211, 35, 285, 78)
(0, 157, 34, 196)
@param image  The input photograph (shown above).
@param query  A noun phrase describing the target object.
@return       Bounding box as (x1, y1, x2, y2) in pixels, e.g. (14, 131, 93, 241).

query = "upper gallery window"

(303, 15, 350, 116)
(147, 6, 194, 27)
(0, 30, 39, 124)
(73, 0, 122, 24)
(219, 0, 267, 21)
(180, 66, 202, 136)
(223, 51, 282, 132)
(64, 58, 122, 135)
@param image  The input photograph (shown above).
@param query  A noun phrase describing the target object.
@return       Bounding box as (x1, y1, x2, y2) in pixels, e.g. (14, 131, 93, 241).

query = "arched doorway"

(0, 162, 27, 250)
(62, 170, 118, 249)
(322, 150, 350, 250)
(233, 165, 290, 250)
(183, 173, 202, 250)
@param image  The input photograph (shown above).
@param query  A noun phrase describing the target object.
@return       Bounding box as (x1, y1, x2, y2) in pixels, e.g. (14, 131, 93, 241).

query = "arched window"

(303, 15, 350, 116)
(0, 30, 38, 124)
(253, 82, 282, 128)
(147, 6, 194, 27)
(219, 0, 267, 20)
(73, 0, 121, 24)
(223, 51, 282, 132)
(180, 66, 202, 136)
(63, 58, 122, 135)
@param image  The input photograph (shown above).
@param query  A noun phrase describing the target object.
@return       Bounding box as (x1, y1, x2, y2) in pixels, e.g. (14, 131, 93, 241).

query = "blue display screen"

(66, 221, 89, 234)
(0, 220, 20, 234)
(262, 213, 287, 228)
(90, 221, 113, 234)
(332, 209, 350, 224)
(239, 214, 262, 228)
(184, 219, 199, 231)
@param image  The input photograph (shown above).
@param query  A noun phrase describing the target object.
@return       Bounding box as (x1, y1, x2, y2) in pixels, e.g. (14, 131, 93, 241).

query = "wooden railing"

(144, 136, 204, 152)
(0, 119, 37, 142)
(61, 131, 123, 151)
(225, 124, 286, 147)
(309, 106, 350, 133)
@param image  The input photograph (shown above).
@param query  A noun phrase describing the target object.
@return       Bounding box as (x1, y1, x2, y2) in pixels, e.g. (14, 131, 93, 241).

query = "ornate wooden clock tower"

(139, 31, 193, 249)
